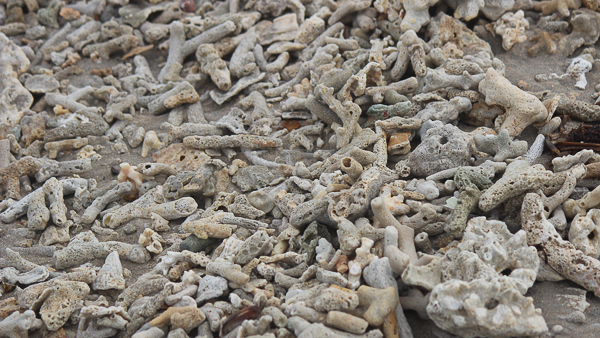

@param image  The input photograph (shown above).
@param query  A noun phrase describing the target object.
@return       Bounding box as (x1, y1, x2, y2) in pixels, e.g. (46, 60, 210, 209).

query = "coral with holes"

(427, 277, 548, 338)
(407, 124, 474, 177)
(522, 193, 600, 296)
(442, 217, 539, 294)
(569, 209, 600, 258)
(489, 10, 529, 51)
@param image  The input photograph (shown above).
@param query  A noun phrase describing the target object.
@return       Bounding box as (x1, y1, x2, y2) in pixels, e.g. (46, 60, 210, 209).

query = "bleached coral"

(489, 10, 529, 51)
(427, 277, 548, 338)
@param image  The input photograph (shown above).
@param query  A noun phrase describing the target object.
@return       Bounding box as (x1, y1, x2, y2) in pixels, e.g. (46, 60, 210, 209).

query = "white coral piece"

(427, 277, 548, 338)
(490, 10, 529, 50)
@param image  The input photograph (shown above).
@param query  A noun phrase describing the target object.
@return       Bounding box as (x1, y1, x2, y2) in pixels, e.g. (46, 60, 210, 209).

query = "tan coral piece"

(569, 209, 600, 258)
(59, 7, 81, 20)
(197, 44, 232, 91)
(528, 31, 563, 57)
(149, 305, 206, 330)
(39, 280, 90, 331)
(153, 143, 210, 172)
(142, 131, 164, 158)
(0, 33, 33, 127)
(387, 132, 411, 155)
(117, 163, 147, 197)
(563, 184, 600, 217)
(533, 0, 582, 16)
(45, 138, 89, 159)
(0, 157, 39, 200)
(357, 285, 399, 326)
(139, 228, 165, 253)
(122, 45, 154, 60)
(478, 68, 548, 138)
(489, 10, 529, 51)
(583, 0, 600, 10)
(522, 193, 600, 296)
(164, 89, 200, 109)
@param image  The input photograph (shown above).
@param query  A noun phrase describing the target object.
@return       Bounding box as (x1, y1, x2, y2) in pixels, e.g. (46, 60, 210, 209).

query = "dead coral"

(533, 0, 582, 16)
(0, 157, 39, 200)
(528, 30, 563, 57)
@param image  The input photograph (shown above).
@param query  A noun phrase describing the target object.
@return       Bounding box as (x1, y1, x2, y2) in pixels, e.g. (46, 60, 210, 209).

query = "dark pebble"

(180, 234, 219, 252)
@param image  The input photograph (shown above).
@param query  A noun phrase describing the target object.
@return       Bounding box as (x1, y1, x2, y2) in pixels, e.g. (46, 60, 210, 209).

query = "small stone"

(561, 310, 586, 323)
(180, 234, 219, 253)
(122, 224, 137, 234)
(59, 7, 80, 20)
(232, 165, 276, 192)
(24, 75, 59, 94)
(363, 257, 396, 288)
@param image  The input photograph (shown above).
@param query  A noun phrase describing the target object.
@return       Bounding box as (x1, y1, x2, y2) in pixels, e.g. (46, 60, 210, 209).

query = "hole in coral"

(439, 136, 448, 145)
(575, 258, 586, 265)
(589, 231, 596, 241)
(217, 206, 228, 212)
(500, 268, 512, 276)
(485, 298, 499, 310)
(180, 155, 186, 161)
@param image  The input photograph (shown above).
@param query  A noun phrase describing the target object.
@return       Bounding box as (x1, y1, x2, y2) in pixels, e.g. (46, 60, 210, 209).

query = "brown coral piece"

(583, 0, 600, 10)
(0, 298, 20, 318)
(280, 120, 302, 131)
(149, 305, 205, 330)
(90, 68, 112, 77)
(533, 0, 582, 16)
(0, 157, 39, 200)
(388, 132, 411, 155)
(59, 7, 81, 20)
(122, 45, 155, 60)
(528, 31, 563, 57)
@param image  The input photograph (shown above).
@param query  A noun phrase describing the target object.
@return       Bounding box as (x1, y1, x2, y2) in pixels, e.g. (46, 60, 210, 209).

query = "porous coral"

(427, 278, 548, 338)
(479, 68, 548, 137)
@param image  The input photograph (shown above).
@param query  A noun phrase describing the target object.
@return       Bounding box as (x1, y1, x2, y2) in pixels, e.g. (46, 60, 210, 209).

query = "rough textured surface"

(93, 251, 126, 290)
(2, 1, 600, 338)
(407, 124, 474, 177)
(479, 68, 548, 137)
(39, 280, 91, 331)
(427, 277, 548, 338)
(0, 33, 32, 127)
